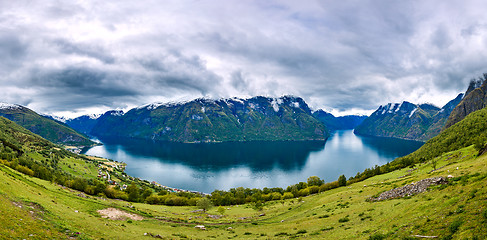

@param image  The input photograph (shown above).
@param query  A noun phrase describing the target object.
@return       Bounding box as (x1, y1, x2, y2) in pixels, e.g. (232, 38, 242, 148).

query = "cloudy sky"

(1, 0, 487, 118)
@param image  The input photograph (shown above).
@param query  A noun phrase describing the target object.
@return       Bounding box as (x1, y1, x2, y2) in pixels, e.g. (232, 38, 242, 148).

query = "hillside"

(90, 96, 328, 142)
(395, 106, 487, 165)
(0, 103, 95, 146)
(312, 110, 367, 130)
(444, 75, 487, 129)
(354, 94, 463, 141)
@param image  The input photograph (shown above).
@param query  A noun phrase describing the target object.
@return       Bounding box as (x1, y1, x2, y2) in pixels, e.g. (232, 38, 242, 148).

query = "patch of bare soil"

(97, 208, 144, 220)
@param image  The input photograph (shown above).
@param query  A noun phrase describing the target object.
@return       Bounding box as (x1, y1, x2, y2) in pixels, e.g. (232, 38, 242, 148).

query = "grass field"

(0, 145, 486, 239)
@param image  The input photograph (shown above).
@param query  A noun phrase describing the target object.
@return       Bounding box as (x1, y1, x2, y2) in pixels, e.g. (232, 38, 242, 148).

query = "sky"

(1, 0, 487, 118)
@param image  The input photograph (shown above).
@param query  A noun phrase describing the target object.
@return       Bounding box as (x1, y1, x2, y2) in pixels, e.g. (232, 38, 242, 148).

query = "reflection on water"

(82, 130, 423, 193)
(92, 138, 326, 171)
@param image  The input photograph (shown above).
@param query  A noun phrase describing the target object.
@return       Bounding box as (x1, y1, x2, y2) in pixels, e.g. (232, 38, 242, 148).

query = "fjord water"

(82, 130, 423, 193)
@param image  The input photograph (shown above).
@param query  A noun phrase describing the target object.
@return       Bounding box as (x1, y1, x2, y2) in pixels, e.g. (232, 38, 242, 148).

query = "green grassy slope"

(0, 104, 94, 146)
(0, 144, 485, 239)
(397, 107, 487, 164)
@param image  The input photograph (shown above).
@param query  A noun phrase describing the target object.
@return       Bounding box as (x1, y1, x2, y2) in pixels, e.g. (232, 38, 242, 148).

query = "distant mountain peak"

(356, 96, 458, 142)
(0, 102, 21, 110)
(375, 101, 418, 116)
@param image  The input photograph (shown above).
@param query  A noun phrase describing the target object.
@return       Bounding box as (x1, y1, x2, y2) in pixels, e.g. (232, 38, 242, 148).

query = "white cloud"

(1, 0, 486, 117)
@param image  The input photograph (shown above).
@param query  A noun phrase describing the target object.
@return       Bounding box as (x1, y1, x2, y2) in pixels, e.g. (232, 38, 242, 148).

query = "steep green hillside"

(312, 110, 367, 130)
(91, 96, 328, 142)
(355, 94, 463, 141)
(397, 107, 487, 164)
(0, 103, 95, 146)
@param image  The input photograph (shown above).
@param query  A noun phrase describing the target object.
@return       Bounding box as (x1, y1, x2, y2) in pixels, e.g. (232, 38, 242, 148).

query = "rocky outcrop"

(369, 177, 448, 201)
(444, 76, 487, 130)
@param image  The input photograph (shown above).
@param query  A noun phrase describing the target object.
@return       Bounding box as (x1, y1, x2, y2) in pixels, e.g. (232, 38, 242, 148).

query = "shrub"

(449, 218, 463, 233)
(282, 192, 294, 199)
(368, 233, 386, 240)
(338, 216, 350, 223)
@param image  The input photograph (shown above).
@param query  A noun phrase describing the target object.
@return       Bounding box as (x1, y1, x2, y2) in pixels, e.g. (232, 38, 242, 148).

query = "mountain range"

(82, 96, 329, 143)
(354, 94, 464, 141)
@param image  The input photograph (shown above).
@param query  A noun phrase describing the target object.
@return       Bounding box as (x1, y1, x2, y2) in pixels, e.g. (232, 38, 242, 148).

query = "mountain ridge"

(354, 93, 463, 142)
(444, 74, 487, 129)
(0, 103, 95, 147)
(87, 96, 329, 143)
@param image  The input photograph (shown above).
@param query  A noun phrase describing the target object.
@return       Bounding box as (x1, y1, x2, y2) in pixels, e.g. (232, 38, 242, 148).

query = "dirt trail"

(97, 208, 144, 220)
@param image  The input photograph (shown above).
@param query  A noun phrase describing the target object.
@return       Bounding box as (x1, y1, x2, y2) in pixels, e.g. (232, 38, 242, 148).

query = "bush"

(298, 188, 309, 197)
(320, 181, 339, 192)
(449, 218, 463, 233)
(338, 216, 350, 223)
(16, 165, 34, 176)
(307, 186, 319, 194)
(282, 192, 294, 199)
(368, 233, 386, 240)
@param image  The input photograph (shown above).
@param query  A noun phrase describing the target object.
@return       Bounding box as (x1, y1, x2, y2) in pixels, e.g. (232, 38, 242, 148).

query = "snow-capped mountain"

(354, 94, 463, 142)
(80, 96, 328, 143)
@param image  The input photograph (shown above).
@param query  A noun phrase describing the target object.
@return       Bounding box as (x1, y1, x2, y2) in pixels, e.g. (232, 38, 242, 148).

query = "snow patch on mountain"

(110, 110, 124, 116)
(88, 114, 102, 120)
(0, 102, 20, 110)
(270, 99, 280, 112)
(409, 108, 418, 118)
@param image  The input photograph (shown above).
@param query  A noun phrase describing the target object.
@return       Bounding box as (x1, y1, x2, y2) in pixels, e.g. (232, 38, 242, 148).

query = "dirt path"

(97, 208, 144, 220)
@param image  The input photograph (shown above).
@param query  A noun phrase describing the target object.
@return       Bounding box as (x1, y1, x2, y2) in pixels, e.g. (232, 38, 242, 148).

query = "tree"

(338, 174, 347, 187)
(197, 197, 213, 212)
(217, 206, 226, 215)
(125, 183, 140, 202)
(431, 158, 438, 170)
(307, 176, 324, 186)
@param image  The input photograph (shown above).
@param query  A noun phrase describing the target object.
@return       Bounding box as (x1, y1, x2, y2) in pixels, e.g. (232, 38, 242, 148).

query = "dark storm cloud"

(1, 0, 487, 117)
(51, 39, 116, 64)
(0, 34, 28, 69)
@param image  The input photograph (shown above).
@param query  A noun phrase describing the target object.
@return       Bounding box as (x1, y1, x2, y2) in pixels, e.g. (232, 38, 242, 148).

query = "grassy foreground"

(0, 145, 486, 239)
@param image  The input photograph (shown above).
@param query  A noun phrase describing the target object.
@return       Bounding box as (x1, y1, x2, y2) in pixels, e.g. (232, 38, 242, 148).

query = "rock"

(369, 177, 448, 201)
(259, 213, 266, 217)
(227, 227, 233, 230)
(195, 225, 206, 230)
(447, 175, 454, 179)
